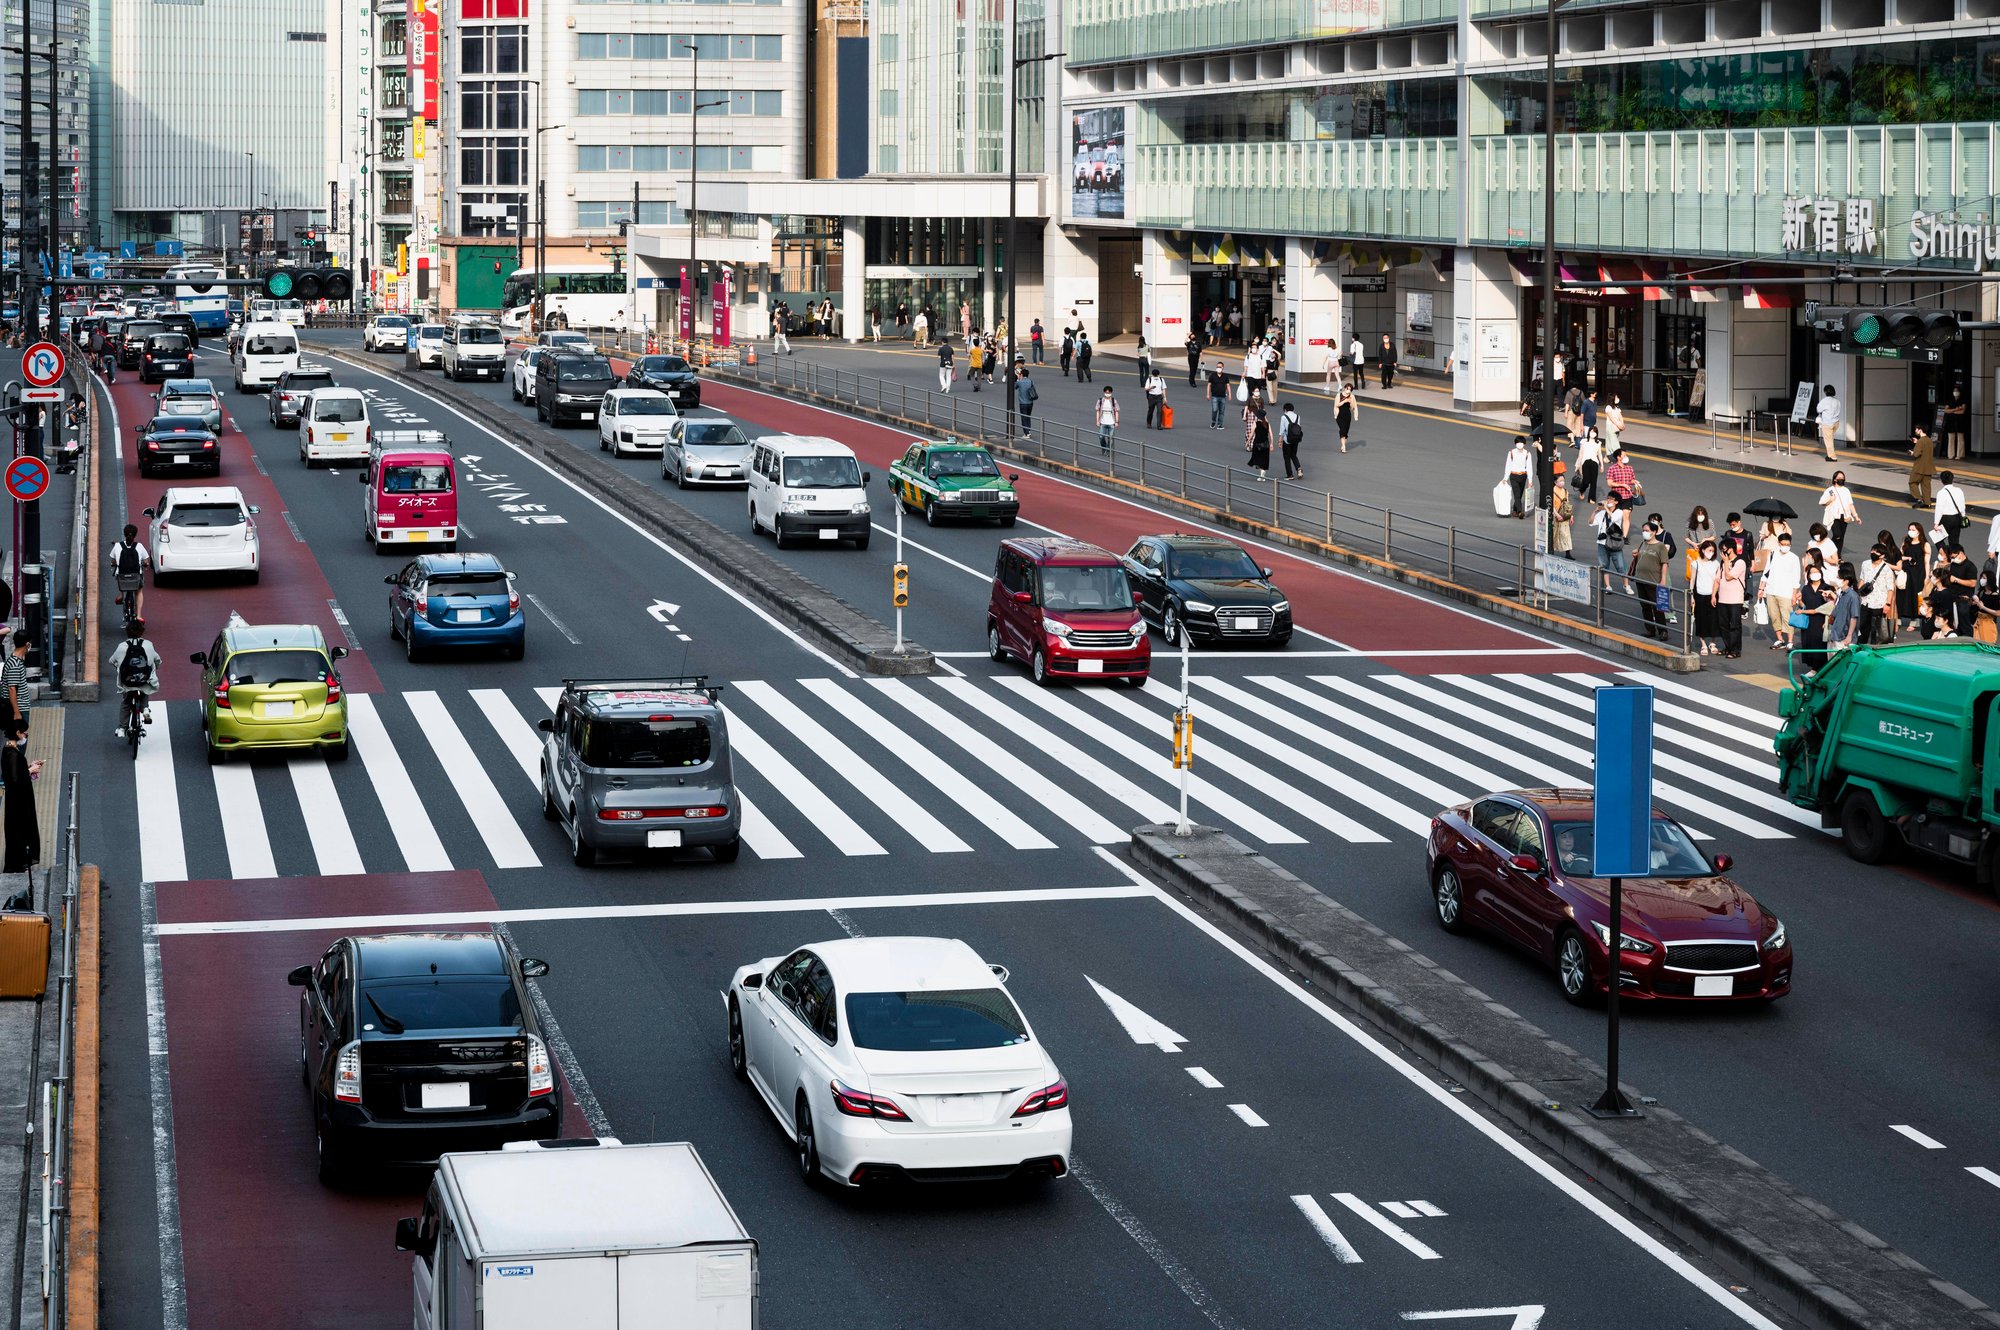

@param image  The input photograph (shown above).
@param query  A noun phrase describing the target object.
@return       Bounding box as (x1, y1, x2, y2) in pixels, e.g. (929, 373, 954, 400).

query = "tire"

(925, 499, 942, 526)
(599, 432, 609, 451)
(988, 623, 1007, 662)
(315, 1119, 348, 1188)
(298, 1017, 309, 1087)
(1556, 928, 1595, 1006)
(728, 998, 748, 1080)
(1121, 673, 1148, 689)
(542, 771, 560, 822)
(795, 1098, 821, 1187)
(748, 501, 761, 536)
(1839, 788, 1893, 864)
(1163, 605, 1183, 646)
(1031, 649, 1053, 686)
(713, 836, 741, 864)
(1001, 515, 1017, 528)
(511, 380, 522, 402)
(852, 535, 869, 551)
(1432, 864, 1469, 934)
(246, 569, 260, 585)
(674, 460, 689, 489)
(324, 740, 350, 763)
(569, 807, 596, 866)
(404, 619, 420, 662)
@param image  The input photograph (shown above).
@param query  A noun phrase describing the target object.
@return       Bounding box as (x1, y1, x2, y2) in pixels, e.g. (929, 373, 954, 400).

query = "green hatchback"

(191, 622, 351, 764)
(889, 439, 1020, 527)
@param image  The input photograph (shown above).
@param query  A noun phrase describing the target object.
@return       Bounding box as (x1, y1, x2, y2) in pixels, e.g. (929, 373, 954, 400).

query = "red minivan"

(362, 447, 459, 551)
(988, 537, 1150, 685)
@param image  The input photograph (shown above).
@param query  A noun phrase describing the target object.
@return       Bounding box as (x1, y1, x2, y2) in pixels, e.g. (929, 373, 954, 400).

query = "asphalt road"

(71, 333, 1999, 1329)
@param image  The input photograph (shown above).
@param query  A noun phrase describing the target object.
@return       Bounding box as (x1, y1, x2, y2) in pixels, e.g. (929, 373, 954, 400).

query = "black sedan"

(625, 353, 701, 407)
(288, 932, 562, 1185)
(135, 415, 221, 477)
(1122, 533, 1293, 647)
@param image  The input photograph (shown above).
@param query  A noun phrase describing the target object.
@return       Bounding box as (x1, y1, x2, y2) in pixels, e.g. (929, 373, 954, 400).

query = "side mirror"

(249, 506, 260, 515)
(286, 964, 312, 987)
(988, 963, 1011, 983)
(1509, 853, 1545, 874)
(143, 508, 155, 518)
(1011, 590, 1033, 604)
(536, 717, 554, 733)
(358, 472, 369, 484)
(385, 575, 399, 584)
(1133, 589, 1145, 606)
(1261, 566, 1273, 578)
(331, 646, 349, 660)
(862, 471, 872, 485)
(520, 958, 550, 979)
(741, 972, 763, 990)
(188, 652, 206, 665)
(393, 1217, 432, 1256)
(1712, 853, 1734, 873)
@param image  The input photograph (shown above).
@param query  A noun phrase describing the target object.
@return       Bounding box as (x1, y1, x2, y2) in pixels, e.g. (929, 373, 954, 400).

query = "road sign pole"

(1175, 635, 1192, 837)
(1588, 683, 1653, 1120)
(893, 500, 904, 654)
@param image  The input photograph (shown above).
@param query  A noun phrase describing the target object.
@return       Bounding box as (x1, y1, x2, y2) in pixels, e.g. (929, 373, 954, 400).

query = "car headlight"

(942, 489, 963, 501)
(1760, 918, 1787, 952)
(781, 497, 811, 512)
(849, 500, 870, 515)
(1591, 921, 1656, 954)
(1182, 600, 1216, 614)
(996, 489, 1017, 500)
(1272, 600, 1292, 613)
(1043, 618, 1073, 639)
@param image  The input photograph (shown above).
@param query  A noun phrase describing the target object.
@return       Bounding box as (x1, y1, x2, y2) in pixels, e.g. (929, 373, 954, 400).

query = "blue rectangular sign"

(154, 240, 184, 257)
(119, 242, 137, 260)
(88, 264, 105, 280)
(1592, 685, 1656, 878)
(58, 252, 71, 279)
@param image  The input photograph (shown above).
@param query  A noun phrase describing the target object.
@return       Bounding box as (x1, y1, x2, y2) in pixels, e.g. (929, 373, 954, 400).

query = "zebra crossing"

(127, 669, 1793, 884)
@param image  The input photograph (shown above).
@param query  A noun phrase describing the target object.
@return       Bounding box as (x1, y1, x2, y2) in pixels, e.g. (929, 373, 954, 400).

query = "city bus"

(499, 267, 629, 332)
(165, 264, 230, 333)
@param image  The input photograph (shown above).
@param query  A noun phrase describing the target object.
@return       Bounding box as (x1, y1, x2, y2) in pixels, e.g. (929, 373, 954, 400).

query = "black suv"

(158, 311, 200, 344)
(117, 319, 166, 369)
(625, 354, 701, 408)
(1121, 533, 1294, 647)
(140, 333, 195, 383)
(289, 932, 562, 1184)
(536, 353, 615, 428)
(269, 367, 338, 427)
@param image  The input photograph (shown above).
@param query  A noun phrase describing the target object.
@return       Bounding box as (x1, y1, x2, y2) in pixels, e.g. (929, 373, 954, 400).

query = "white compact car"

(727, 937, 1071, 1189)
(407, 323, 449, 369)
(597, 389, 682, 457)
(144, 486, 260, 582)
(298, 388, 372, 467)
(364, 314, 411, 352)
(510, 346, 547, 405)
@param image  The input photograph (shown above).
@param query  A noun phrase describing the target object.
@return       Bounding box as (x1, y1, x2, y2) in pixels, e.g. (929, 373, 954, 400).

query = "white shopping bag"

(1492, 480, 1513, 517)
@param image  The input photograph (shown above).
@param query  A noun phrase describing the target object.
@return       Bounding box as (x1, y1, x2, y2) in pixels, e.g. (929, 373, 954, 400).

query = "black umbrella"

(1529, 421, 1572, 444)
(1741, 497, 1798, 520)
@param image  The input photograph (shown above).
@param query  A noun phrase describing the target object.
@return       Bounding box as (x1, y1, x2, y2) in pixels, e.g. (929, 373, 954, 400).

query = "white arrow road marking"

(1401, 1307, 1544, 1330)
(1290, 1194, 1364, 1264)
(1331, 1193, 1442, 1260)
(1086, 976, 1188, 1052)
(647, 599, 684, 621)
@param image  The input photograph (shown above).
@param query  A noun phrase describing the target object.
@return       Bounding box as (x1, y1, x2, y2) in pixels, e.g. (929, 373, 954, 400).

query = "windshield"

(246, 335, 295, 355)
(548, 333, 589, 348)
(580, 716, 712, 768)
(225, 648, 331, 687)
(641, 356, 691, 373)
(148, 336, 191, 353)
(428, 572, 509, 597)
(684, 423, 747, 449)
(418, 325, 447, 339)
(161, 391, 215, 409)
(458, 326, 502, 344)
(620, 397, 677, 416)
(1550, 817, 1714, 878)
(561, 362, 613, 385)
(1040, 564, 1132, 611)
(313, 398, 367, 422)
(375, 316, 409, 329)
(844, 989, 1029, 1051)
(359, 979, 521, 1032)
(929, 450, 1000, 478)
(381, 465, 453, 494)
(1171, 547, 1263, 580)
(166, 503, 245, 527)
(783, 456, 862, 488)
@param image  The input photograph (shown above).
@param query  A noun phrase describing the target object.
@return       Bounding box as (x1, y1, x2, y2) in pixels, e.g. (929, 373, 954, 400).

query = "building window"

(380, 17, 406, 55)
(382, 173, 414, 214)
(461, 195, 524, 236)
(380, 69, 409, 110)
(461, 140, 527, 186)
(461, 84, 526, 131)
(577, 31, 783, 60)
(575, 200, 674, 229)
(380, 122, 409, 161)
(581, 88, 778, 116)
(461, 26, 527, 75)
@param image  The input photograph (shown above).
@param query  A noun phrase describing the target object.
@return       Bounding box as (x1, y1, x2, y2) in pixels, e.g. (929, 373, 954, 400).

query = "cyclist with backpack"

(109, 524, 150, 623)
(109, 619, 162, 741)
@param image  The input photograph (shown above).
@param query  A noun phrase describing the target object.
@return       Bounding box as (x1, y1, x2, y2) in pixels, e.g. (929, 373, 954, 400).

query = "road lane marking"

(134, 703, 188, 884)
(1612, 670, 1781, 730)
(1513, 673, 1779, 761)
(1246, 675, 1544, 792)
(1890, 1124, 1947, 1150)
(286, 756, 365, 876)
(736, 793, 804, 859)
(1970, 1167, 2000, 1190)
(208, 762, 277, 879)
(524, 590, 581, 644)
(799, 678, 1054, 850)
(958, 677, 1186, 827)
(1185, 1067, 1222, 1089)
(346, 693, 454, 872)
(1383, 1201, 1422, 1219)
(1290, 1194, 1364, 1264)
(1331, 1192, 1442, 1260)
(405, 691, 543, 869)
(1071, 1159, 1246, 1330)
(1402, 1308, 1544, 1329)
(1086, 976, 1188, 1051)
(494, 919, 612, 1137)
(1316, 677, 1576, 787)
(139, 883, 191, 1330)
(1228, 1103, 1268, 1127)
(470, 688, 544, 787)
(725, 713, 886, 856)
(1410, 1200, 1447, 1217)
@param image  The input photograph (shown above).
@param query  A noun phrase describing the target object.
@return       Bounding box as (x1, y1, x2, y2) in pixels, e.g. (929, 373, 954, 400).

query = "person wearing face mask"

(1899, 523, 1928, 630)
(1818, 471, 1860, 556)
(1761, 531, 1802, 649)
(1793, 560, 1831, 662)
(1940, 385, 1970, 461)
(1691, 540, 1722, 655)
(1628, 521, 1672, 641)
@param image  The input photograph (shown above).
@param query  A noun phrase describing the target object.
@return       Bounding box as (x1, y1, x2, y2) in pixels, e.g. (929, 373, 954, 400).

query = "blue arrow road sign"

(119, 242, 136, 260)
(88, 264, 105, 280)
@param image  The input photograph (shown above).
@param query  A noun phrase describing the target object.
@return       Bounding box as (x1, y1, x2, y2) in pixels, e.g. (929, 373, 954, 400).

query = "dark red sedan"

(1425, 789, 1792, 1004)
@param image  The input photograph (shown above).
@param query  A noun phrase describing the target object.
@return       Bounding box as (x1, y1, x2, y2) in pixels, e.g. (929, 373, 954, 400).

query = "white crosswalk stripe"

(123, 669, 1801, 881)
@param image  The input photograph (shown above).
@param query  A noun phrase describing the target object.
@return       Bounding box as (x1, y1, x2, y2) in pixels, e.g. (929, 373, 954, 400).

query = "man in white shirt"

(1348, 334, 1364, 369)
(1814, 385, 1842, 462)
(1934, 469, 1970, 546)
(1760, 531, 1803, 648)
(1502, 437, 1534, 518)
(1818, 472, 1859, 555)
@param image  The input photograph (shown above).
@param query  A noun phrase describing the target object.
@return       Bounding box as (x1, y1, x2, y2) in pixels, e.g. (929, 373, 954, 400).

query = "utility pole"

(677, 44, 730, 343)
(16, 22, 47, 606)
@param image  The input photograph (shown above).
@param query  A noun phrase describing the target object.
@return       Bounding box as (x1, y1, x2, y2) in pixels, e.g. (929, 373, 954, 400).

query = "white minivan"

(232, 321, 299, 393)
(298, 388, 372, 467)
(746, 434, 872, 550)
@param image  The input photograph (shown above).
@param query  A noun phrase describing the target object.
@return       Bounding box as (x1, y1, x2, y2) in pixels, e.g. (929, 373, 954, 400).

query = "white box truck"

(395, 1139, 759, 1330)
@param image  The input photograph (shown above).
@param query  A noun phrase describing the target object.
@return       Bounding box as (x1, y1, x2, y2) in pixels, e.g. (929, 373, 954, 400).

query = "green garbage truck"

(1775, 640, 2000, 879)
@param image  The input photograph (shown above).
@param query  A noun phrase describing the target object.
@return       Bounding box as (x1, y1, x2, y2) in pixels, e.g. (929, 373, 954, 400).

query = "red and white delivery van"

(362, 446, 458, 551)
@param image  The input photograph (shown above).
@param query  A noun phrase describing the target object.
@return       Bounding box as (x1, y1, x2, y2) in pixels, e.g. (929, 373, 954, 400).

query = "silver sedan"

(663, 419, 753, 487)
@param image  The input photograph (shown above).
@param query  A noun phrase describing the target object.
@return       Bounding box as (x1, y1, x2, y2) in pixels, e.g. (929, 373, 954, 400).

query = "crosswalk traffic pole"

(1174, 636, 1193, 836)
(892, 499, 906, 653)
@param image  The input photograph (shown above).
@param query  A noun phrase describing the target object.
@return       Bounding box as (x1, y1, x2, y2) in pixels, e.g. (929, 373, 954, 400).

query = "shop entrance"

(1525, 290, 1641, 409)
(1911, 344, 1974, 446)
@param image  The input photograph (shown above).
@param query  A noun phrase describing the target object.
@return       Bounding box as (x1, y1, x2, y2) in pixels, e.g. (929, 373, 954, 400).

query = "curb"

(1128, 824, 2000, 1330)
(65, 864, 99, 1330)
(705, 366, 1698, 673)
(317, 350, 937, 678)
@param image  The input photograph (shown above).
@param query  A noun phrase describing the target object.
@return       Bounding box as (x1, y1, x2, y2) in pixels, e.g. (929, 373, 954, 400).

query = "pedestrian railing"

(720, 353, 1702, 655)
(40, 774, 82, 1329)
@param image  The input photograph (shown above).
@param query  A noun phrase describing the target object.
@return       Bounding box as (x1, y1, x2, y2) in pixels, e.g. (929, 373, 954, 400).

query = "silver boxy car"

(537, 678, 742, 866)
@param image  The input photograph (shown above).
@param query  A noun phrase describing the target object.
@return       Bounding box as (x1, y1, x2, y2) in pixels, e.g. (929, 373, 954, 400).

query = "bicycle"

(120, 688, 148, 758)
(114, 576, 143, 631)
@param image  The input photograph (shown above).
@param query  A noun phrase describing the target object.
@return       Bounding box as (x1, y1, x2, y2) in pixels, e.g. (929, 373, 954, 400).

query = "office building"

(6, 0, 92, 256)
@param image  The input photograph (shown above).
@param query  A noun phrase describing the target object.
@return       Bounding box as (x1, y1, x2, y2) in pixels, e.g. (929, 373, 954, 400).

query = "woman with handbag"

(1551, 480, 1574, 558)
(1715, 539, 1748, 658)
(1691, 540, 1721, 655)
(1593, 500, 1629, 592)
(1818, 471, 1861, 556)
(1244, 405, 1272, 481)
(1793, 565, 1830, 665)
(1334, 382, 1358, 453)
(1899, 522, 1929, 630)
(1857, 543, 1895, 647)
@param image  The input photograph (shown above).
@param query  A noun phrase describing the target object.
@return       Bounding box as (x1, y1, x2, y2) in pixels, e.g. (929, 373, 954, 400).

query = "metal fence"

(40, 773, 81, 1329)
(720, 354, 1707, 654)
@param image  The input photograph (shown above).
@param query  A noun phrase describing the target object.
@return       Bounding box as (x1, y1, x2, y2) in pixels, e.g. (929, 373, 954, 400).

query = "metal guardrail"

(61, 366, 92, 696)
(40, 773, 80, 1329)
(722, 354, 1704, 654)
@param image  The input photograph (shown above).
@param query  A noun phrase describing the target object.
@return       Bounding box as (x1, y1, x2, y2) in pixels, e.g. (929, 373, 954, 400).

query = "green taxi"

(888, 439, 1021, 527)
(191, 621, 351, 764)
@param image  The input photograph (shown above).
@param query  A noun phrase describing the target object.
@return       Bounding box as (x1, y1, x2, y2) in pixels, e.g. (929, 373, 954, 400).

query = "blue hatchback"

(385, 553, 526, 660)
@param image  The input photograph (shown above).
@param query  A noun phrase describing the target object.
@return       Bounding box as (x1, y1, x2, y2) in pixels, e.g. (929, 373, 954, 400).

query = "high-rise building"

(6, 0, 92, 256)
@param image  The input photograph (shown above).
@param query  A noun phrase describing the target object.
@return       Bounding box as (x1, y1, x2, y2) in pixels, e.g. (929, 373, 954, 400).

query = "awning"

(1598, 261, 1643, 296)
(1191, 233, 1223, 265)
(1508, 253, 1538, 288)
(1156, 232, 1191, 262)
(1636, 262, 1668, 302)
(1743, 285, 1796, 310)
(1210, 235, 1240, 267)
(1676, 263, 1720, 302)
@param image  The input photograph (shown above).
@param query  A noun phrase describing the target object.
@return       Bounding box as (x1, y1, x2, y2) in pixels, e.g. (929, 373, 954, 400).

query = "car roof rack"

(372, 428, 451, 452)
(560, 676, 722, 701)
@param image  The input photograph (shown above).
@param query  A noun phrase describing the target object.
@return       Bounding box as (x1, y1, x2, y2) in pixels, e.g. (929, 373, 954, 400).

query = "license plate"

(718, 467, 739, 476)
(330, 433, 349, 442)
(1693, 975, 1733, 997)
(407, 531, 428, 542)
(647, 829, 682, 848)
(580, 411, 596, 421)
(666, 388, 682, 397)
(1231, 616, 1260, 631)
(934, 1094, 987, 1124)
(265, 700, 296, 717)
(819, 528, 839, 540)
(174, 454, 190, 464)
(454, 609, 482, 623)
(421, 1082, 471, 1109)
(1078, 659, 1105, 674)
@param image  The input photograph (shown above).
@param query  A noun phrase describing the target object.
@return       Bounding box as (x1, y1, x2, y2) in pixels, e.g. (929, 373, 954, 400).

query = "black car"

(117, 319, 166, 368)
(625, 354, 702, 408)
(140, 333, 195, 383)
(288, 932, 562, 1184)
(158, 311, 200, 345)
(1122, 533, 1293, 647)
(269, 367, 337, 427)
(537, 353, 615, 428)
(135, 415, 221, 477)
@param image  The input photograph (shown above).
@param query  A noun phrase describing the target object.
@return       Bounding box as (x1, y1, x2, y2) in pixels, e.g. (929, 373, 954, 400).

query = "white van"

(233, 321, 299, 392)
(746, 434, 872, 550)
(297, 388, 372, 466)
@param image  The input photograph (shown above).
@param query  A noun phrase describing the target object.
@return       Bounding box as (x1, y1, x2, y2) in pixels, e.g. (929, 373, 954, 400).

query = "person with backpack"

(109, 619, 163, 739)
(109, 523, 150, 622)
(1074, 332, 1094, 383)
(1279, 402, 1305, 479)
(1013, 367, 1039, 439)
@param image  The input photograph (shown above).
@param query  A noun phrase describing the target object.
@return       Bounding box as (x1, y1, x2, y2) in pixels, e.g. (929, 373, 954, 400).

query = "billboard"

(1070, 107, 1125, 222)
(409, 0, 440, 121)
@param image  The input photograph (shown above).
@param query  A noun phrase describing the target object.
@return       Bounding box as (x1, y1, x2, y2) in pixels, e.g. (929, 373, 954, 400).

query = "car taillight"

(1014, 1081, 1069, 1117)
(156, 526, 171, 544)
(508, 589, 520, 613)
(597, 805, 726, 821)
(325, 675, 343, 704)
(333, 1041, 362, 1103)
(212, 676, 230, 710)
(831, 1080, 908, 1121)
(526, 1034, 554, 1097)
(201, 439, 215, 449)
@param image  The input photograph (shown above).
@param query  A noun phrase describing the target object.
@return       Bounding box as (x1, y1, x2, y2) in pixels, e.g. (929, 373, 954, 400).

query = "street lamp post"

(1537, 0, 1573, 533)
(518, 79, 539, 272)
(246, 151, 257, 274)
(1004, 22, 1063, 434)
(677, 41, 730, 345)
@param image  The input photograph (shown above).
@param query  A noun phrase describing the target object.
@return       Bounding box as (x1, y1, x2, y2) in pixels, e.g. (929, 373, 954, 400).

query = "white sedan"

(144, 486, 259, 582)
(727, 937, 1071, 1189)
(597, 388, 683, 457)
(510, 347, 546, 405)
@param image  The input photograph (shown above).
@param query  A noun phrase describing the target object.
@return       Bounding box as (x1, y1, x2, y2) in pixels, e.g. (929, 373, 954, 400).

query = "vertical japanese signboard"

(410, 0, 441, 121)
(678, 265, 693, 341)
(715, 268, 733, 347)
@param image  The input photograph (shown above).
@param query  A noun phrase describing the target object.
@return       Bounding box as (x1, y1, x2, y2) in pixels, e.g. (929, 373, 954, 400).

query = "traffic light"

(1171, 709, 1194, 770)
(891, 563, 910, 609)
(1810, 305, 1960, 350)
(261, 266, 354, 301)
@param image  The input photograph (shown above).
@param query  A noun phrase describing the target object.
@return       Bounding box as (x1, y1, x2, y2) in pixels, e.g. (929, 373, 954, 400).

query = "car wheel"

(388, 607, 400, 642)
(1120, 673, 1148, 689)
(988, 623, 1007, 662)
(1432, 864, 1468, 934)
(674, 460, 689, 489)
(569, 808, 596, 867)
(1163, 605, 1183, 646)
(541, 770, 560, 822)
(245, 569, 260, 585)
(1556, 928, 1595, 1006)
(324, 740, 350, 763)
(925, 498, 942, 526)
(1031, 649, 1053, 686)
(852, 535, 869, 551)
(795, 1098, 821, 1187)
(404, 620, 419, 662)
(315, 1120, 348, 1188)
(511, 380, 522, 401)
(1001, 515, 1017, 528)
(713, 836, 741, 864)
(1839, 788, 1893, 864)
(599, 432, 609, 451)
(728, 998, 748, 1081)
(298, 1018, 309, 1086)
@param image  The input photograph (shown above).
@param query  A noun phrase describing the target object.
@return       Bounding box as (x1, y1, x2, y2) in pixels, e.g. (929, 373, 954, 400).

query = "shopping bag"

(1161, 403, 1174, 429)
(1234, 379, 1249, 403)
(1752, 600, 1769, 626)
(1492, 481, 1512, 517)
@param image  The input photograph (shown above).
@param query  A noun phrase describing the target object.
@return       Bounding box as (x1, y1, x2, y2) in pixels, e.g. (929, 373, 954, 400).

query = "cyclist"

(109, 524, 150, 623)
(109, 619, 161, 740)
(97, 342, 115, 382)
